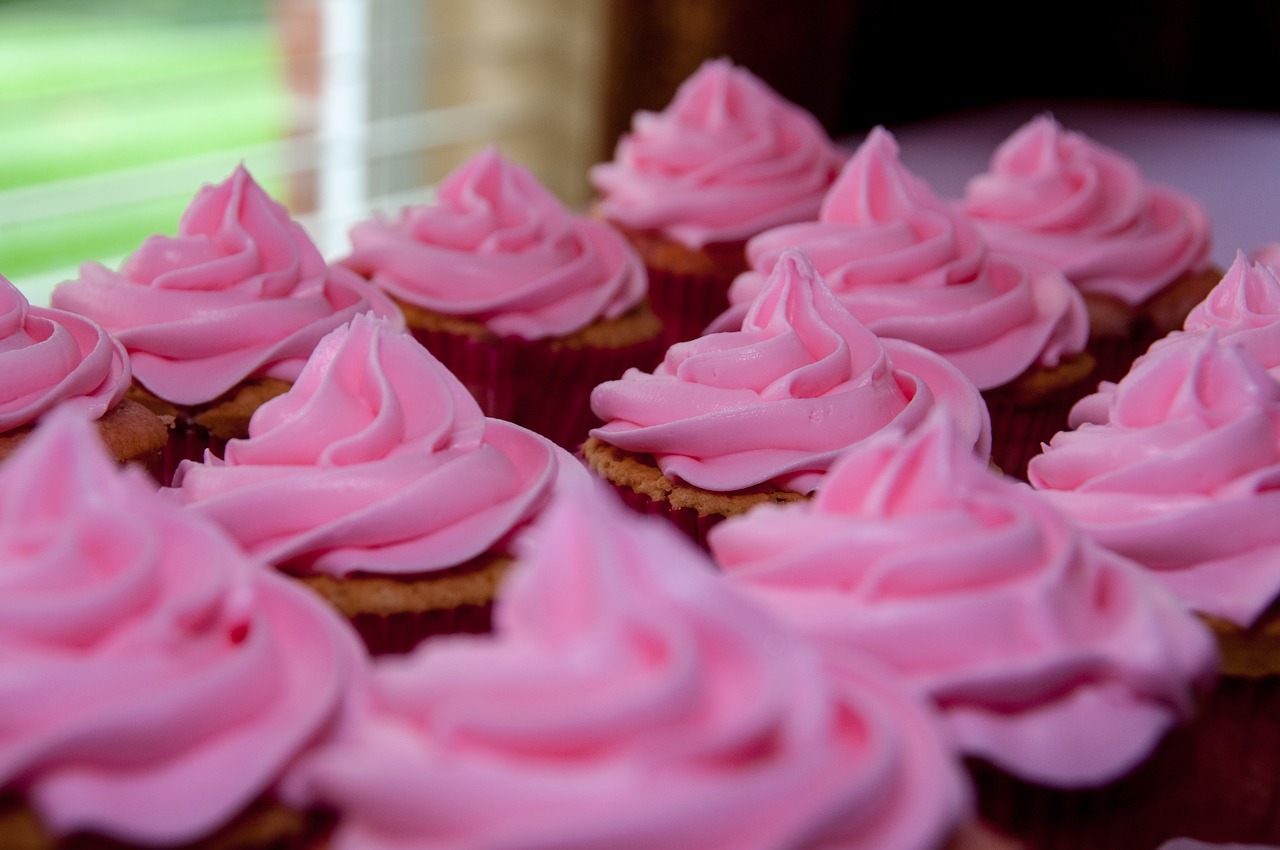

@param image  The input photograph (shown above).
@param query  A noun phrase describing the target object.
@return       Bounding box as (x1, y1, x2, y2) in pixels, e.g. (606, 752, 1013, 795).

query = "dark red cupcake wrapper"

(645, 265, 738, 347)
(972, 673, 1280, 850)
(593, 475, 724, 553)
(159, 420, 230, 487)
(1089, 331, 1155, 387)
(985, 394, 1080, 482)
(409, 326, 664, 451)
(349, 603, 495, 656)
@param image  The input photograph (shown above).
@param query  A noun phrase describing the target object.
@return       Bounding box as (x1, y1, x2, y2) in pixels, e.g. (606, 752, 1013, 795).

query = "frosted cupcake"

(716, 127, 1091, 479)
(340, 147, 662, 449)
(0, 274, 166, 473)
(171, 313, 572, 654)
(0, 409, 365, 850)
(283, 474, 975, 850)
(51, 164, 399, 479)
(584, 249, 990, 547)
(1030, 334, 1280, 845)
(961, 114, 1218, 381)
(590, 58, 845, 345)
(712, 411, 1216, 849)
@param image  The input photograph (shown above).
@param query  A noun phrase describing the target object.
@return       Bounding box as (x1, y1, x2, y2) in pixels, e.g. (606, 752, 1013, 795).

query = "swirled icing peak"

(0, 275, 128, 432)
(51, 164, 400, 406)
(721, 127, 1088, 390)
(0, 409, 364, 845)
(285, 474, 970, 850)
(712, 411, 1217, 786)
(1030, 333, 1280, 627)
(591, 249, 990, 493)
(589, 58, 845, 248)
(961, 115, 1212, 305)
(171, 313, 561, 576)
(341, 147, 646, 340)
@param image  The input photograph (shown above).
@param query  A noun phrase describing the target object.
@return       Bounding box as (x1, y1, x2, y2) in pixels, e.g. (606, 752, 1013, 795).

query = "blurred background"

(4, 0, 1278, 303)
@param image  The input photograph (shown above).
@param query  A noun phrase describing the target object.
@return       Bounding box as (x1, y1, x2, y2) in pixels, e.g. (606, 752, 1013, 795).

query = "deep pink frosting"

(341, 147, 646, 340)
(712, 412, 1217, 787)
(285, 476, 970, 850)
(961, 115, 1213, 306)
(720, 127, 1088, 390)
(0, 409, 364, 845)
(171, 313, 562, 576)
(50, 165, 400, 406)
(1030, 333, 1280, 627)
(589, 58, 845, 249)
(0, 275, 128, 432)
(591, 249, 990, 493)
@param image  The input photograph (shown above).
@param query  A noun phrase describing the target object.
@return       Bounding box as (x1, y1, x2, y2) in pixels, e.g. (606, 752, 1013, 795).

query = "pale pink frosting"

(589, 58, 845, 249)
(51, 164, 400, 406)
(961, 115, 1213, 306)
(341, 147, 646, 340)
(719, 127, 1088, 390)
(1252, 242, 1280, 271)
(1030, 333, 1280, 627)
(171, 313, 562, 576)
(0, 409, 364, 846)
(285, 475, 970, 850)
(712, 412, 1217, 787)
(0, 275, 128, 432)
(591, 249, 990, 493)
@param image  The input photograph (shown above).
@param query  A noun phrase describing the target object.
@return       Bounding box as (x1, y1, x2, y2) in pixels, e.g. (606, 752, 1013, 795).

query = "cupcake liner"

(985, 394, 1079, 481)
(350, 603, 495, 656)
(645, 264, 738, 347)
(601, 476, 723, 552)
(160, 420, 229, 487)
(971, 673, 1280, 850)
(1089, 330, 1155, 386)
(408, 326, 664, 451)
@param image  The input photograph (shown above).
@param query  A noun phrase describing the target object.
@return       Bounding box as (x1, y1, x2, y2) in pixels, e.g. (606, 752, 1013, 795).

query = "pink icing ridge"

(589, 58, 846, 249)
(51, 164, 401, 406)
(341, 147, 646, 340)
(1030, 333, 1280, 627)
(711, 411, 1217, 787)
(0, 409, 364, 846)
(961, 114, 1213, 306)
(591, 249, 990, 493)
(284, 474, 970, 850)
(1253, 242, 1280, 271)
(719, 127, 1088, 391)
(0, 275, 128, 432)
(171, 313, 562, 576)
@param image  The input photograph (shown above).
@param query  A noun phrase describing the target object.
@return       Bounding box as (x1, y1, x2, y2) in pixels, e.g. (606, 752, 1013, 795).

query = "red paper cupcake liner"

(159, 420, 230, 487)
(594, 476, 723, 553)
(350, 603, 495, 656)
(985, 394, 1080, 482)
(645, 265, 738, 347)
(408, 326, 664, 451)
(971, 673, 1280, 850)
(1089, 331, 1154, 387)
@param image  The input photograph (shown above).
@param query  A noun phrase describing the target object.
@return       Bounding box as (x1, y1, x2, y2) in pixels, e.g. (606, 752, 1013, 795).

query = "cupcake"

(339, 147, 662, 450)
(51, 164, 400, 480)
(960, 114, 1218, 382)
(713, 127, 1092, 480)
(583, 248, 990, 547)
(0, 409, 365, 850)
(1029, 334, 1280, 845)
(712, 410, 1217, 850)
(0, 273, 166, 473)
(282, 474, 975, 850)
(170, 313, 575, 655)
(590, 58, 846, 346)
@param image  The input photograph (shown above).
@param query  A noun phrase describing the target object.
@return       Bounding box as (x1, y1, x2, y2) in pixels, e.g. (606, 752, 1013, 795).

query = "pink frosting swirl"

(171, 313, 562, 576)
(1252, 242, 1280, 271)
(720, 127, 1088, 390)
(589, 58, 846, 249)
(341, 147, 646, 340)
(0, 409, 364, 846)
(0, 275, 128, 432)
(591, 249, 990, 493)
(285, 475, 970, 850)
(712, 412, 1217, 787)
(50, 164, 400, 406)
(1030, 333, 1280, 627)
(961, 115, 1213, 306)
